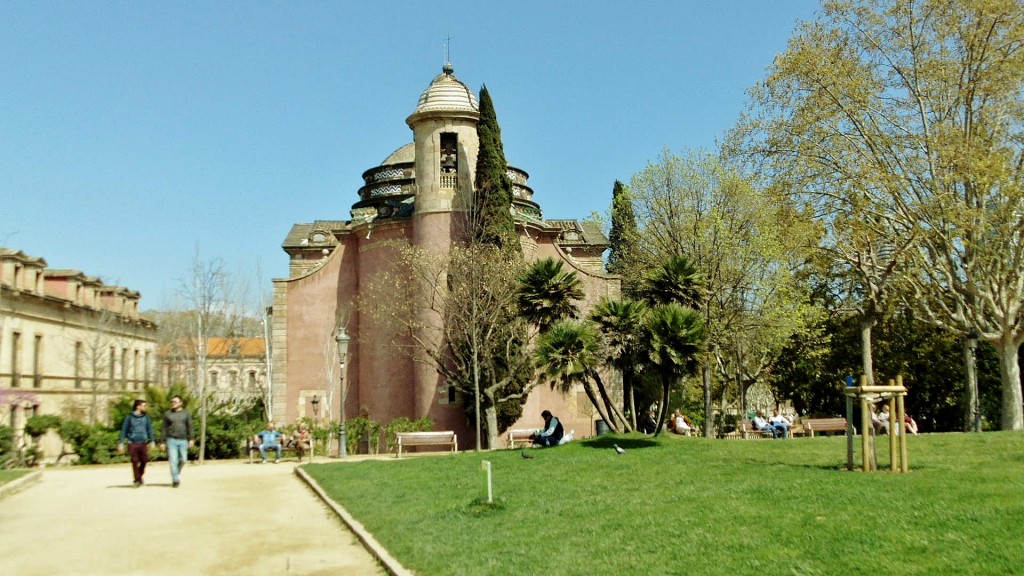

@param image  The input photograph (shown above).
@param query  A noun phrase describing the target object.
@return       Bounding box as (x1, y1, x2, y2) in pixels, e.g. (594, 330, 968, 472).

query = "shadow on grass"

(581, 436, 659, 450)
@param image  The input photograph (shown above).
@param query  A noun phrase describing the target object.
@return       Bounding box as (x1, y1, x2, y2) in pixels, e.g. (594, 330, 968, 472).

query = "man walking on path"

(117, 399, 155, 487)
(160, 395, 194, 488)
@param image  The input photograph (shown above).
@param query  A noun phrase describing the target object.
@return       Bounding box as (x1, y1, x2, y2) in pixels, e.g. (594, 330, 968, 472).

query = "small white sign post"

(481, 460, 493, 503)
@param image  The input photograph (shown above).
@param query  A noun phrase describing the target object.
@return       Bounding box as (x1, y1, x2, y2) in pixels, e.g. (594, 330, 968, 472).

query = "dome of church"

(381, 142, 415, 165)
(412, 63, 479, 115)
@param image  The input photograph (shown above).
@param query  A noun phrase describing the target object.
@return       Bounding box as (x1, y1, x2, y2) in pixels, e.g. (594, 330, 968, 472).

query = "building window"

(144, 351, 151, 387)
(229, 371, 238, 390)
(74, 341, 82, 389)
(248, 371, 257, 390)
(133, 350, 140, 390)
(32, 335, 42, 388)
(121, 347, 128, 389)
(10, 332, 21, 387)
(109, 346, 116, 388)
(440, 132, 458, 188)
(209, 371, 219, 389)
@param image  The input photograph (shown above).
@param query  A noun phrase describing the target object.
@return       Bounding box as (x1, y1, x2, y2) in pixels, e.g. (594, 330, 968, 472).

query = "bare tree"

(179, 250, 226, 464)
(360, 242, 535, 449)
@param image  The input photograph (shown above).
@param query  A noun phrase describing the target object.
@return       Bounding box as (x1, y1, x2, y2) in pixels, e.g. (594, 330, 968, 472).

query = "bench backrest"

(804, 418, 847, 430)
(397, 431, 456, 445)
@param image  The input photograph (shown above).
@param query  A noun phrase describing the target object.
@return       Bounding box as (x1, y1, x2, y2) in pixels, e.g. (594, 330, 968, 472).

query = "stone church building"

(271, 64, 619, 448)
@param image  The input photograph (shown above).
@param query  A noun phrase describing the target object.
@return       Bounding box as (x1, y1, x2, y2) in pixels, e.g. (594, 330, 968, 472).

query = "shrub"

(384, 416, 435, 453)
(74, 426, 123, 465)
(0, 425, 16, 469)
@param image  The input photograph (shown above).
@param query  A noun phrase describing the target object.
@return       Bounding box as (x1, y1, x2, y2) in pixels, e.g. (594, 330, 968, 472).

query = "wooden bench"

(396, 431, 457, 458)
(803, 417, 854, 437)
(507, 429, 536, 449)
(737, 420, 775, 439)
(246, 435, 311, 463)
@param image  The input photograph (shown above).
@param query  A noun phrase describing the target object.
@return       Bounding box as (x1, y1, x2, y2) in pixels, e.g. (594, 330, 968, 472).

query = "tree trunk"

(484, 402, 499, 450)
(963, 336, 979, 432)
(622, 364, 637, 429)
(593, 372, 629, 431)
(702, 361, 713, 438)
(996, 337, 1023, 431)
(653, 376, 671, 437)
(860, 315, 876, 386)
(581, 381, 614, 431)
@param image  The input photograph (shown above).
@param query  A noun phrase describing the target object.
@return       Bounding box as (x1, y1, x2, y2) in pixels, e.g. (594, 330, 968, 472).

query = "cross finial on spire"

(442, 35, 454, 75)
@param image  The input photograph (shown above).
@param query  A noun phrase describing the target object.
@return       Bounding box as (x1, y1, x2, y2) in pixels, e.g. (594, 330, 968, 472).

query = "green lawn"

(0, 469, 31, 487)
(303, 432, 1024, 576)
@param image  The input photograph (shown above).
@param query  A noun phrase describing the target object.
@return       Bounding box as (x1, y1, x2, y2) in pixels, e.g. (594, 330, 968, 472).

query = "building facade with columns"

(0, 248, 158, 458)
(271, 65, 619, 447)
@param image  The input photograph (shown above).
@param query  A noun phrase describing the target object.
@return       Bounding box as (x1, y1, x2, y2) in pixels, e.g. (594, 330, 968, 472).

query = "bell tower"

(406, 63, 480, 227)
(405, 63, 480, 419)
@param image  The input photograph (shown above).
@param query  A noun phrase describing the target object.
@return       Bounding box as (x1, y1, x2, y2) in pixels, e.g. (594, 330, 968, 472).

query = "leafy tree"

(472, 86, 519, 256)
(629, 149, 820, 434)
(735, 0, 1024, 429)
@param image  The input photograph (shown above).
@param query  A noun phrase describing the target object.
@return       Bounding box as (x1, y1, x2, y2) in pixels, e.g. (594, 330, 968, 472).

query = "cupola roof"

(411, 63, 479, 116)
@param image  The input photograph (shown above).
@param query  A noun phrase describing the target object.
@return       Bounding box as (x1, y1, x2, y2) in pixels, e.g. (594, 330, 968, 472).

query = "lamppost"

(335, 327, 350, 458)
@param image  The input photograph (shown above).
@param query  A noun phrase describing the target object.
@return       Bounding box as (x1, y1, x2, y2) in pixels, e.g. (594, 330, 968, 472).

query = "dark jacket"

(162, 409, 194, 442)
(119, 412, 154, 445)
(539, 416, 564, 443)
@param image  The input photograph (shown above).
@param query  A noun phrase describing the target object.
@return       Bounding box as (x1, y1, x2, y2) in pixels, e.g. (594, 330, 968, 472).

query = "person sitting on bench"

(769, 409, 792, 439)
(530, 410, 564, 447)
(257, 421, 284, 463)
(752, 412, 778, 438)
(289, 422, 311, 455)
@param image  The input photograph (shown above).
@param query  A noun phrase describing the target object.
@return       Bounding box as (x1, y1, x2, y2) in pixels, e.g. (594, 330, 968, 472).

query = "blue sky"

(0, 1, 820, 310)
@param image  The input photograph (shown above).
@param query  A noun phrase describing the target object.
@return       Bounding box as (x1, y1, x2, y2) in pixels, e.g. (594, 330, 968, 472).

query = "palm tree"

(517, 258, 584, 332)
(644, 254, 706, 307)
(589, 297, 648, 429)
(646, 303, 705, 436)
(535, 320, 627, 431)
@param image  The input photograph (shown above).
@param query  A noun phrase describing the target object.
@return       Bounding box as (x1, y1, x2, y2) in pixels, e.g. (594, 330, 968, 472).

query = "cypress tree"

(473, 85, 519, 256)
(606, 180, 640, 294)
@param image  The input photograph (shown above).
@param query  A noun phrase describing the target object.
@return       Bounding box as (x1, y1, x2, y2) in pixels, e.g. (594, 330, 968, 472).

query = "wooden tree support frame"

(843, 375, 910, 473)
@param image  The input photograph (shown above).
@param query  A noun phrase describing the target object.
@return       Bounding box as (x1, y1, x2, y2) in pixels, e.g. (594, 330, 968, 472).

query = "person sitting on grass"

(639, 409, 658, 434)
(874, 403, 891, 435)
(257, 421, 284, 463)
(530, 410, 564, 447)
(904, 413, 919, 435)
(671, 409, 693, 436)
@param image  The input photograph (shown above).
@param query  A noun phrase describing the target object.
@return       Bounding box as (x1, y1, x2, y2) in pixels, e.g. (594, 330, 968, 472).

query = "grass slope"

(304, 432, 1024, 576)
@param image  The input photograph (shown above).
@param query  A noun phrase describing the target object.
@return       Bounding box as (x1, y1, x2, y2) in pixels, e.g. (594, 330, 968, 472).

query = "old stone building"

(271, 65, 619, 448)
(0, 248, 158, 456)
(158, 336, 269, 406)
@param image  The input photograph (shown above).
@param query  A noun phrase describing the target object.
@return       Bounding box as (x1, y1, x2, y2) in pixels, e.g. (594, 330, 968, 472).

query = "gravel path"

(0, 457, 386, 576)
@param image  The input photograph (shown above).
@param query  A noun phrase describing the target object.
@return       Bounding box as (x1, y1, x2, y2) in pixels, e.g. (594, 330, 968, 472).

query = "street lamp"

(310, 394, 320, 418)
(335, 326, 350, 458)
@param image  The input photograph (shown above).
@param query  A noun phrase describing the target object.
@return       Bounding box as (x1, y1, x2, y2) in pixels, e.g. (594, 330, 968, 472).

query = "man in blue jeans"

(160, 395, 194, 488)
(257, 421, 284, 463)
